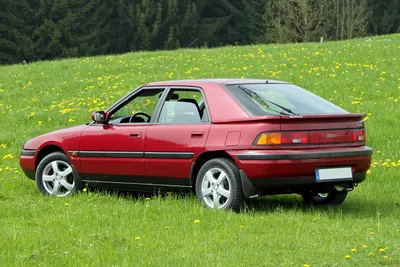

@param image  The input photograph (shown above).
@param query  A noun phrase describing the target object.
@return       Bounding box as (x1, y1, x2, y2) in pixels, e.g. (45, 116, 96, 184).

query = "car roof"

(145, 78, 289, 87)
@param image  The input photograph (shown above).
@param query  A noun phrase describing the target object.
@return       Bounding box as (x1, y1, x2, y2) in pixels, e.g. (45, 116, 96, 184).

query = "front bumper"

(20, 149, 37, 180)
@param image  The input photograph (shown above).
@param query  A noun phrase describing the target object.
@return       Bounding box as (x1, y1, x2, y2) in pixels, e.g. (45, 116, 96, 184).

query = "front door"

(79, 87, 166, 185)
(144, 87, 211, 187)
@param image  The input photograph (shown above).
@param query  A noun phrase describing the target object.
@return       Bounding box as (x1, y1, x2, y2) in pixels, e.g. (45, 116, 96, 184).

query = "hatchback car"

(20, 79, 372, 210)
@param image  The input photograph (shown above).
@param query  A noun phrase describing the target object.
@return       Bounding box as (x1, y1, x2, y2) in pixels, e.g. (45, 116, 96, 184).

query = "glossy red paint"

(19, 79, 373, 197)
(21, 125, 88, 174)
(78, 124, 147, 181)
(145, 124, 210, 178)
(228, 148, 372, 178)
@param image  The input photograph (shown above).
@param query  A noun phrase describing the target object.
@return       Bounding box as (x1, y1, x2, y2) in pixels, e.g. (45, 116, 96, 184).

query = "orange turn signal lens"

(256, 133, 281, 145)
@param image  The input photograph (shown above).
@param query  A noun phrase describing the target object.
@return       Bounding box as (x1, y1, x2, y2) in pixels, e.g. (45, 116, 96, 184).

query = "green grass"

(1, 35, 399, 266)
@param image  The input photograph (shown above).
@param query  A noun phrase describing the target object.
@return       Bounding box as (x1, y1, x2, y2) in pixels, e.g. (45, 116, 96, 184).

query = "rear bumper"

(234, 146, 372, 161)
(230, 146, 372, 193)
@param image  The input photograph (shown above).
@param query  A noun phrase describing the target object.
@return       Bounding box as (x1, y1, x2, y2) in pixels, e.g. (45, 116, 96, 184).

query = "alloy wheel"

(201, 167, 231, 209)
(42, 160, 75, 197)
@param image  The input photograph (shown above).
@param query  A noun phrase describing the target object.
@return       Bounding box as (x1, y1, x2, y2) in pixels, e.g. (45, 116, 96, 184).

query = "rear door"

(144, 87, 211, 187)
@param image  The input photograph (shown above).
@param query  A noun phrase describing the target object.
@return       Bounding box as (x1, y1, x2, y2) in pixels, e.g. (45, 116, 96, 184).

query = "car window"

(158, 89, 208, 124)
(225, 84, 348, 116)
(109, 88, 165, 124)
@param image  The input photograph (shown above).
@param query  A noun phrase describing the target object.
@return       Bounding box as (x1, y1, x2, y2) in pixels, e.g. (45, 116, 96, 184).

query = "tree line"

(1, 0, 399, 65)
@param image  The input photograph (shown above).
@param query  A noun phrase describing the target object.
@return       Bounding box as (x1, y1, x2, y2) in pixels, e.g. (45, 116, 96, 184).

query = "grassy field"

(0, 34, 399, 266)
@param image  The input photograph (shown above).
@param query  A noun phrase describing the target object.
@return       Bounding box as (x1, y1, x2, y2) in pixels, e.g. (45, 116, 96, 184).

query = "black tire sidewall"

(35, 152, 81, 196)
(195, 158, 244, 211)
(302, 190, 348, 205)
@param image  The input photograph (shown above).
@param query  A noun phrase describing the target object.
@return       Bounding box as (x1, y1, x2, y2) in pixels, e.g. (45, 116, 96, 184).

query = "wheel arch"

(191, 150, 261, 199)
(190, 150, 233, 186)
(35, 144, 65, 168)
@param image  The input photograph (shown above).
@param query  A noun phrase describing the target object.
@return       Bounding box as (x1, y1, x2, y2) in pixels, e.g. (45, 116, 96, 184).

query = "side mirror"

(92, 111, 106, 124)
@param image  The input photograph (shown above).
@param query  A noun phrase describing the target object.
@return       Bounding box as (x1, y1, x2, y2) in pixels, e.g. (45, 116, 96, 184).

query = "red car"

(20, 79, 372, 210)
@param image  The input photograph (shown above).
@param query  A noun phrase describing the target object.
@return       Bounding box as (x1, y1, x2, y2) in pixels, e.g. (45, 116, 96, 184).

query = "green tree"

(0, 0, 35, 64)
(368, 0, 400, 35)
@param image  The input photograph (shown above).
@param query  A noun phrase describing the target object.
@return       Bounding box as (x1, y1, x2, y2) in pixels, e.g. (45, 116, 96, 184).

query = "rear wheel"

(195, 158, 244, 211)
(301, 190, 348, 205)
(35, 152, 82, 196)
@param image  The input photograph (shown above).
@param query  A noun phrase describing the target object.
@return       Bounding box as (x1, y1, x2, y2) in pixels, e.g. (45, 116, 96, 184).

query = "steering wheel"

(129, 112, 151, 123)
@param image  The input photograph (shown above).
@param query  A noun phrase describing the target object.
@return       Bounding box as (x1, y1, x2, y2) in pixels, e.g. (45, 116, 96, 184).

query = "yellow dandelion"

(383, 255, 388, 260)
(2, 154, 14, 160)
(351, 248, 356, 252)
(303, 264, 310, 267)
(64, 203, 69, 207)
(83, 188, 87, 192)
(345, 255, 351, 259)
(368, 252, 375, 256)
(396, 229, 400, 233)
(240, 225, 244, 229)
(367, 170, 371, 174)
(145, 197, 150, 201)
(194, 219, 200, 223)
(370, 231, 374, 236)
(363, 245, 368, 249)
(164, 226, 169, 230)
(135, 236, 140, 240)
(379, 248, 386, 252)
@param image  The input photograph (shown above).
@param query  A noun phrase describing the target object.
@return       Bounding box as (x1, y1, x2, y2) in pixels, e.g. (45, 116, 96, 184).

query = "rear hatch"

(280, 114, 365, 146)
(251, 113, 366, 148)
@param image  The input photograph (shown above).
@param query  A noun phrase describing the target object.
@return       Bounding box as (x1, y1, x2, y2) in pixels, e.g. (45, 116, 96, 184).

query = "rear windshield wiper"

(238, 85, 298, 115)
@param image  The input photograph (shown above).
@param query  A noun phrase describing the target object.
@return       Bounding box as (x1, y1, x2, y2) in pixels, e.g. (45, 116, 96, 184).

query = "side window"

(109, 88, 164, 124)
(158, 89, 208, 124)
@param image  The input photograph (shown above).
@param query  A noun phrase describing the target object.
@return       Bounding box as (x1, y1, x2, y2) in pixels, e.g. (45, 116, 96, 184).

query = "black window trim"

(89, 86, 168, 126)
(153, 85, 211, 125)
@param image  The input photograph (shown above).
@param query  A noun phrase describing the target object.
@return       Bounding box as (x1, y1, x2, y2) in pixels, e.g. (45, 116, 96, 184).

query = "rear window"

(225, 83, 348, 116)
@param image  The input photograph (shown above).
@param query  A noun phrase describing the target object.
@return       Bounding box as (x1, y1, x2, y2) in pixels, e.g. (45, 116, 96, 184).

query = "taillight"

(281, 132, 309, 144)
(255, 132, 310, 145)
(256, 132, 281, 145)
(352, 129, 366, 141)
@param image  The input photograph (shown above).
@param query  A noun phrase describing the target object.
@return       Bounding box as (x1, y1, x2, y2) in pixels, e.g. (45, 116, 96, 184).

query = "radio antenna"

(171, 38, 198, 62)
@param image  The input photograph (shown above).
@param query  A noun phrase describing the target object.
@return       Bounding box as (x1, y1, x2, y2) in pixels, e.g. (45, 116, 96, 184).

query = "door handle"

(130, 132, 141, 138)
(191, 131, 204, 138)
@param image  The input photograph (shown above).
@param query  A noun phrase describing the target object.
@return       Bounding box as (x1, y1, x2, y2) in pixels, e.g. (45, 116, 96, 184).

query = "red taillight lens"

(352, 129, 366, 142)
(281, 132, 310, 144)
(255, 131, 310, 145)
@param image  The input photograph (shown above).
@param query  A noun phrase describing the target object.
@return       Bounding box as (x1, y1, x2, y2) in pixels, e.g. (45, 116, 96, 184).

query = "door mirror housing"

(92, 111, 107, 124)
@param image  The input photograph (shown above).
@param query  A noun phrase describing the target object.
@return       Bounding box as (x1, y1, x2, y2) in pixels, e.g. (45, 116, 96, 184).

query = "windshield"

(225, 83, 348, 116)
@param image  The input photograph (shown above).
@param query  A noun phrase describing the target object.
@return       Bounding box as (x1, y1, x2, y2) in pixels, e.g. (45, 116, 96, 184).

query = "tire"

(301, 190, 348, 205)
(195, 158, 244, 211)
(35, 151, 83, 197)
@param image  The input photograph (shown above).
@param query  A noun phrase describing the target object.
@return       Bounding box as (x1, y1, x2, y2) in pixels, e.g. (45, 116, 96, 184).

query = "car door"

(78, 87, 166, 185)
(144, 87, 211, 187)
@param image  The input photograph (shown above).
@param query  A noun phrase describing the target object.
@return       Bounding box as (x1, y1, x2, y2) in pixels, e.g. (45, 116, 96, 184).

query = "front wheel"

(301, 190, 348, 205)
(35, 152, 82, 197)
(195, 158, 244, 211)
